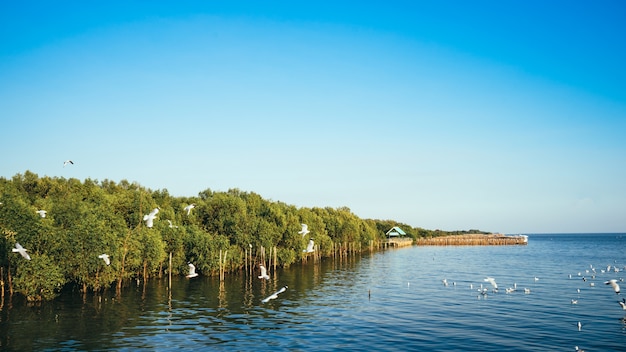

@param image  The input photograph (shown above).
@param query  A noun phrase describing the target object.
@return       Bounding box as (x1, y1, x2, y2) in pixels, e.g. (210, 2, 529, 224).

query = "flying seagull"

(167, 220, 178, 229)
(12, 243, 31, 260)
(258, 264, 270, 280)
(143, 208, 159, 228)
(605, 279, 621, 294)
(63, 160, 74, 167)
(619, 298, 626, 310)
(36, 210, 47, 218)
(98, 254, 111, 265)
(298, 223, 310, 237)
(262, 286, 288, 303)
(187, 263, 198, 278)
(183, 204, 195, 216)
(303, 238, 315, 253)
(484, 277, 498, 290)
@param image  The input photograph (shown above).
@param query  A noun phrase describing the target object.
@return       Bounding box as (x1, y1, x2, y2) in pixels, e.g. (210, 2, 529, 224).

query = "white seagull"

(36, 210, 47, 218)
(303, 238, 315, 253)
(183, 204, 195, 216)
(98, 254, 111, 265)
(187, 263, 198, 278)
(484, 277, 498, 290)
(143, 208, 159, 228)
(605, 279, 621, 294)
(298, 223, 310, 237)
(618, 298, 626, 310)
(258, 264, 270, 280)
(167, 220, 178, 229)
(262, 286, 288, 303)
(63, 160, 74, 167)
(12, 243, 31, 260)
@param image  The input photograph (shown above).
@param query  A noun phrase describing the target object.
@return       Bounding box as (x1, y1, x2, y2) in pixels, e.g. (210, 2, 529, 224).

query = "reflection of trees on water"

(243, 270, 254, 308)
(218, 280, 227, 311)
(1, 254, 367, 349)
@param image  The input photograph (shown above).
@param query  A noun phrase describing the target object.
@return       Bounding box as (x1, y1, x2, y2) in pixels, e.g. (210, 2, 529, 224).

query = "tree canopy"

(0, 171, 454, 301)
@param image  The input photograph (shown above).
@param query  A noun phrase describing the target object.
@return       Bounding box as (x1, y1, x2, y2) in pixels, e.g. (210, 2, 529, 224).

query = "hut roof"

(386, 226, 406, 237)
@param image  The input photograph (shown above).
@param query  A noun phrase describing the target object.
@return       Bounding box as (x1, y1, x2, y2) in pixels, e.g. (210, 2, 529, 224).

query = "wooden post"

(0, 267, 4, 303)
(219, 250, 223, 281)
(273, 246, 277, 273)
(248, 245, 253, 275)
(168, 252, 172, 291)
(222, 250, 228, 281)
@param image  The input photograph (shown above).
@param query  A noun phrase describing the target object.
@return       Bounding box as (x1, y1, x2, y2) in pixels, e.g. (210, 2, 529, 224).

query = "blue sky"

(1, 1, 625, 234)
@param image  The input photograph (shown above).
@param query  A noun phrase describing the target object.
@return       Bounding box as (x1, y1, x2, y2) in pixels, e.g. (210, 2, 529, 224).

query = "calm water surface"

(1, 233, 625, 351)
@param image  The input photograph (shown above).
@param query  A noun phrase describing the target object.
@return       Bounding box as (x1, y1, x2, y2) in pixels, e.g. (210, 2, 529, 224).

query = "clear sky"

(1, 1, 625, 234)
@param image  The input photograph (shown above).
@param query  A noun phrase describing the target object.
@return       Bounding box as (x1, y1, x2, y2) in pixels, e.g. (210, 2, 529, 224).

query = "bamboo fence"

(415, 234, 528, 246)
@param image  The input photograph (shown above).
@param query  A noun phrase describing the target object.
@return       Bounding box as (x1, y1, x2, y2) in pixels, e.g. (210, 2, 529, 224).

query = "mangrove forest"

(0, 171, 479, 301)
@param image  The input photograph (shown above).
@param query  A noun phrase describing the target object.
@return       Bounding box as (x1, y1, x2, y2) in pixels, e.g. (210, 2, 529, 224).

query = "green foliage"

(12, 254, 65, 301)
(0, 170, 478, 301)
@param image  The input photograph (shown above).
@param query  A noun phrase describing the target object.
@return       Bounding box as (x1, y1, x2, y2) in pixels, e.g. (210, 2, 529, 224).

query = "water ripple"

(2, 234, 625, 351)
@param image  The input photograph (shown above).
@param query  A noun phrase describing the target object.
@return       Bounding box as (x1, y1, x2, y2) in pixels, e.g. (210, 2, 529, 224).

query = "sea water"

(1, 233, 624, 351)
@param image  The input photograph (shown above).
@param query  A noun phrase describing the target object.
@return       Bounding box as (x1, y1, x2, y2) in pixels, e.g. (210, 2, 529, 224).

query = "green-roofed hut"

(385, 226, 407, 238)
(383, 226, 413, 248)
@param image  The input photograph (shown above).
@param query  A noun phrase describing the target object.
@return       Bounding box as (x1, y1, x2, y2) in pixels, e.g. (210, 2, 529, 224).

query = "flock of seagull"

(248, 223, 314, 303)
(13, 197, 314, 305)
(10, 162, 305, 307)
(250, 223, 314, 303)
(439, 261, 625, 351)
(440, 265, 623, 302)
(441, 275, 533, 298)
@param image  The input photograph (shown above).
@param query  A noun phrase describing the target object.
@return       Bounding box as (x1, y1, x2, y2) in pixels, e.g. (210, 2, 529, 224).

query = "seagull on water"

(143, 208, 159, 228)
(298, 223, 310, 237)
(183, 204, 195, 216)
(262, 286, 288, 303)
(63, 160, 74, 167)
(12, 243, 31, 260)
(36, 210, 47, 218)
(258, 264, 270, 280)
(577, 321, 582, 331)
(605, 279, 621, 294)
(98, 254, 110, 265)
(303, 238, 315, 253)
(186, 263, 198, 278)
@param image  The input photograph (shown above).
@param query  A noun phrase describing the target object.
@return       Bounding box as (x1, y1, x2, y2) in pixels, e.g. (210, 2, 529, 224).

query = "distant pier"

(380, 237, 414, 249)
(415, 234, 528, 246)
